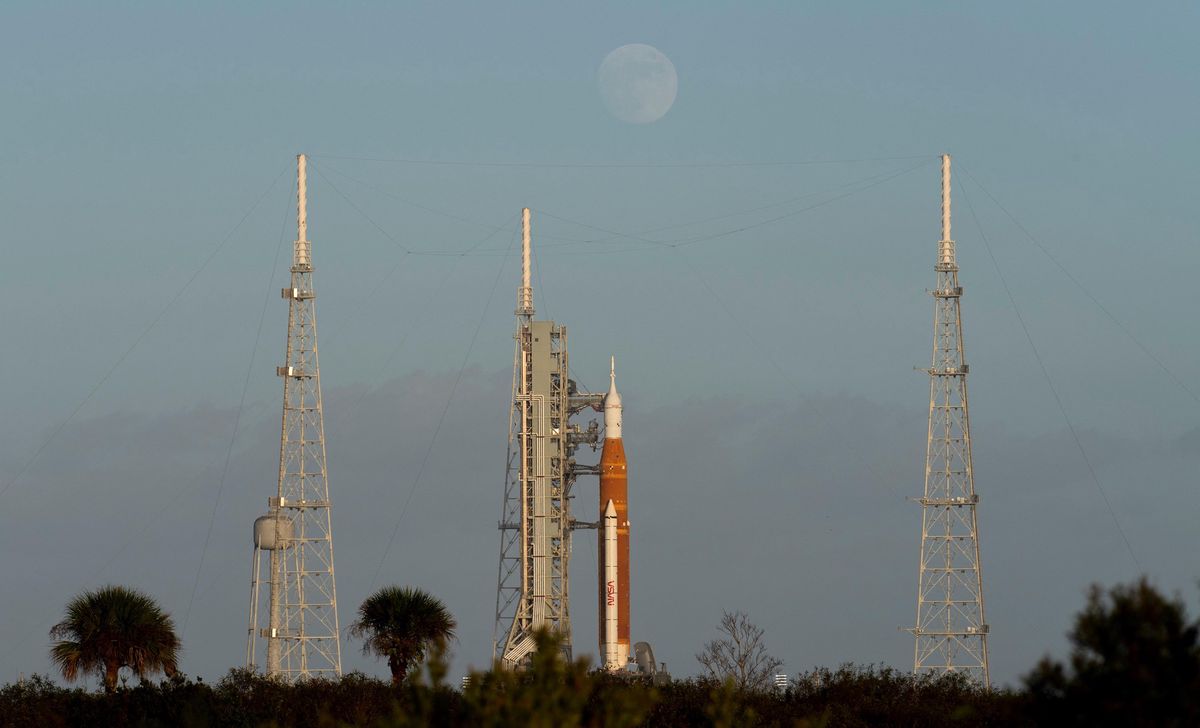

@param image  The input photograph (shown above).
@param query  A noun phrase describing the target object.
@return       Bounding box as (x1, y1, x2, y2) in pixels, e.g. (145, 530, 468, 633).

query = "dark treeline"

(4, 577, 1198, 727)
(0, 660, 1022, 727)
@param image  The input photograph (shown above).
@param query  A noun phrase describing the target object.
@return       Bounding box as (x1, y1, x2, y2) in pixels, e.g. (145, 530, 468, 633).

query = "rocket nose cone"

(604, 499, 617, 517)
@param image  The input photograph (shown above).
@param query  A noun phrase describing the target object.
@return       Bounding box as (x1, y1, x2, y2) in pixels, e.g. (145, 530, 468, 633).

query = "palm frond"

(48, 584, 181, 689)
(347, 585, 457, 680)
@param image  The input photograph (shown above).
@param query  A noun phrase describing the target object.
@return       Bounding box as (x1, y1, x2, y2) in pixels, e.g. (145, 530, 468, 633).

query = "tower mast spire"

(942, 156, 950, 240)
(296, 154, 310, 267)
(518, 207, 534, 318)
(911, 154, 990, 685)
(247, 153, 342, 680)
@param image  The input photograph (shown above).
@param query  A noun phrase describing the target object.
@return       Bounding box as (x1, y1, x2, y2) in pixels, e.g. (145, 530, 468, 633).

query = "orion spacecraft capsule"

(599, 357, 630, 671)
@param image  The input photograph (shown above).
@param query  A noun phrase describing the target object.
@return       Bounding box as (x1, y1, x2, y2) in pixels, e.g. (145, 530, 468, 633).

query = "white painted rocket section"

(602, 499, 620, 671)
(605, 356, 622, 439)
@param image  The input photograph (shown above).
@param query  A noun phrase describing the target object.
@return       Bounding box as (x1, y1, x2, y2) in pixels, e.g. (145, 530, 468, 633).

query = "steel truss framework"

(911, 155, 990, 686)
(492, 210, 600, 668)
(247, 154, 342, 681)
(494, 319, 572, 666)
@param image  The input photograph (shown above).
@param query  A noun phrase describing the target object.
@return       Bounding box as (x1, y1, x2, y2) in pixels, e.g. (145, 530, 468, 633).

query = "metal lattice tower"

(492, 208, 600, 668)
(910, 154, 990, 685)
(246, 153, 343, 680)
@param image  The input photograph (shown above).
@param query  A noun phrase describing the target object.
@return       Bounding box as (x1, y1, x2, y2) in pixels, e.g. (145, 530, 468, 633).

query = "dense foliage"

(1023, 577, 1200, 726)
(0, 658, 1018, 727)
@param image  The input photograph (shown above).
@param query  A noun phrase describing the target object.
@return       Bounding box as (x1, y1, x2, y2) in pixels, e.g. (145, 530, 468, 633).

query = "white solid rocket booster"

(602, 499, 619, 670)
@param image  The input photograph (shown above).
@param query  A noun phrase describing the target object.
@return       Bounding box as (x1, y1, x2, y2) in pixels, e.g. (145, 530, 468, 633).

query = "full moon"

(597, 44, 678, 124)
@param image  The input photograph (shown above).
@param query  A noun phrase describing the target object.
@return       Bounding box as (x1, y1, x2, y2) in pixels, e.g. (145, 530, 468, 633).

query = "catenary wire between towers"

(317, 159, 916, 263)
(0, 168, 293, 656)
(957, 172, 1140, 570)
(182, 181, 296, 636)
(958, 165, 1199, 407)
(323, 216, 520, 434)
(526, 159, 936, 501)
(529, 159, 932, 251)
(367, 220, 523, 591)
(309, 158, 933, 256)
(0, 164, 291, 504)
(522, 162, 937, 250)
(309, 153, 937, 169)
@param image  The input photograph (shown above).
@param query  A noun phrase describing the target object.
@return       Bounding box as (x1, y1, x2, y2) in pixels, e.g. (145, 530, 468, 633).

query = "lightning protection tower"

(910, 154, 990, 685)
(246, 153, 343, 680)
(492, 208, 601, 668)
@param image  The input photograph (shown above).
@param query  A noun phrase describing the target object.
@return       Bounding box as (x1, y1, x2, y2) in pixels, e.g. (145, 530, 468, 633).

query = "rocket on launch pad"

(598, 357, 630, 671)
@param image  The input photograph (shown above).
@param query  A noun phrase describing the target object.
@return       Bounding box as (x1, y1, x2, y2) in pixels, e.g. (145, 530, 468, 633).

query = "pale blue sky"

(0, 2, 1197, 687)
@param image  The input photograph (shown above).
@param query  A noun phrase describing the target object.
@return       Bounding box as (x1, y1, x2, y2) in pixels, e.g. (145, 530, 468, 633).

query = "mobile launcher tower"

(491, 208, 609, 668)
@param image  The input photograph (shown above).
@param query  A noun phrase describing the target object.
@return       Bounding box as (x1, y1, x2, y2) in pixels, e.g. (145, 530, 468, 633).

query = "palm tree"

(49, 585, 180, 692)
(348, 586, 457, 685)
